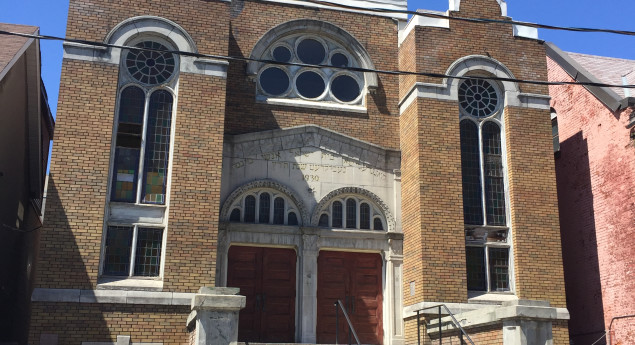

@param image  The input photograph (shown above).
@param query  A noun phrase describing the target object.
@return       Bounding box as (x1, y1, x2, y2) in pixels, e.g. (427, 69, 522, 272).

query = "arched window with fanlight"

(103, 39, 179, 279)
(225, 188, 303, 227)
(316, 195, 386, 231)
(110, 41, 178, 206)
(458, 76, 511, 293)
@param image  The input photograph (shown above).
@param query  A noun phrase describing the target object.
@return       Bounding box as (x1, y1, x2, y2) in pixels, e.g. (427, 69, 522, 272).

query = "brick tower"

(29, 0, 569, 344)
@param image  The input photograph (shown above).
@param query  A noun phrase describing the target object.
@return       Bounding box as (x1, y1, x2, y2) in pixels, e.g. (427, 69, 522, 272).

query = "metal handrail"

(415, 304, 475, 345)
(334, 299, 361, 345)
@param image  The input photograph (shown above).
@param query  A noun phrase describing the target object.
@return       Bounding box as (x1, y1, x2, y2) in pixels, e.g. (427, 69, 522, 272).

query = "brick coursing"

(548, 56, 635, 344)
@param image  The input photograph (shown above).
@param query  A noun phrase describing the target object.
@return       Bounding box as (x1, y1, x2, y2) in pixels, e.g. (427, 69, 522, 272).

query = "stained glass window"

(373, 218, 384, 231)
(346, 199, 357, 228)
(273, 197, 285, 225)
(287, 212, 298, 226)
(245, 196, 256, 223)
(125, 41, 175, 85)
(142, 90, 173, 204)
(332, 201, 343, 228)
(103, 226, 133, 276)
(319, 214, 329, 227)
(230, 209, 241, 222)
(134, 228, 163, 276)
(259, 193, 271, 223)
(489, 248, 510, 291)
(460, 120, 483, 225)
(483, 122, 506, 226)
(360, 203, 371, 229)
(111, 86, 144, 202)
(466, 247, 486, 291)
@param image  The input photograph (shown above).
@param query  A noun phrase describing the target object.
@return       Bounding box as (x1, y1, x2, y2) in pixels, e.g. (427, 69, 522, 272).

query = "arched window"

(229, 209, 241, 222)
(346, 199, 357, 229)
(458, 76, 510, 293)
(110, 41, 177, 205)
(316, 195, 386, 231)
(245, 195, 256, 223)
(273, 197, 285, 225)
(360, 203, 371, 230)
(103, 38, 180, 279)
(223, 187, 302, 226)
(288, 212, 298, 226)
(259, 193, 271, 223)
(332, 201, 343, 228)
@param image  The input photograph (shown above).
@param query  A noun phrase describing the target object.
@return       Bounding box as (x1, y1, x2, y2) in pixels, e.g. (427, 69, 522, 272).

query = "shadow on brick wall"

(556, 131, 606, 345)
(28, 175, 110, 344)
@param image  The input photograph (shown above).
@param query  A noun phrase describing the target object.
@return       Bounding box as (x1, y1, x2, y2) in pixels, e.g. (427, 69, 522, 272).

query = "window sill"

(257, 96, 367, 113)
(97, 277, 163, 291)
(467, 291, 516, 305)
(108, 202, 167, 224)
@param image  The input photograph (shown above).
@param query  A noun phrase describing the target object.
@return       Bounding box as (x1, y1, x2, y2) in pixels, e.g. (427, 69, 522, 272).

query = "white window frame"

(100, 37, 179, 283)
(100, 223, 167, 278)
(458, 76, 514, 294)
(256, 33, 366, 108)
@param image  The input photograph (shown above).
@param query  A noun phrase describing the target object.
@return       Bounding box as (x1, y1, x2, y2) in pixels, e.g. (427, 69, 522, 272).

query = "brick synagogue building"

(28, 0, 571, 344)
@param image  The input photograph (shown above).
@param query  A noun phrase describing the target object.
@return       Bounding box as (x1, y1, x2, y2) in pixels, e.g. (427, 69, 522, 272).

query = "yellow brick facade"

(29, 0, 569, 343)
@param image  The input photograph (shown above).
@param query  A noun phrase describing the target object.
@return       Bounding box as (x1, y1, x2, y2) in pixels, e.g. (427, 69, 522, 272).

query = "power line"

(285, 0, 635, 37)
(1, 29, 635, 90)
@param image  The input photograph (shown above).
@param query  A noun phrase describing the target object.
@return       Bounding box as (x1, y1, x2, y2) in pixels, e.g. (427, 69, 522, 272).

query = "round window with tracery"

(458, 79, 500, 118)
(125, 41, 176, 85)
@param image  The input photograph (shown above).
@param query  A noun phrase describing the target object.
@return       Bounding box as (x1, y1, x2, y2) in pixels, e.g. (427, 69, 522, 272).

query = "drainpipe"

(608, 314, 635, 345)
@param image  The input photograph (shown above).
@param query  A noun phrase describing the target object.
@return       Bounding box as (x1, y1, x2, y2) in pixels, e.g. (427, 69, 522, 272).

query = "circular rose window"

(125, 41, 176, 85)
(458, 79, 499, 118)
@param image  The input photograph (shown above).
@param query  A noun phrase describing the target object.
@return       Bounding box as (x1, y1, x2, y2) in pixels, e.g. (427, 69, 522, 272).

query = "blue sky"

(0, 0, 634, 119)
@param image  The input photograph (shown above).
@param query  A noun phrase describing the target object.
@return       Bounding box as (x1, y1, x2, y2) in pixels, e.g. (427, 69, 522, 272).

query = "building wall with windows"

(547, 48, 635, 345)
(29, 0, 569, 344)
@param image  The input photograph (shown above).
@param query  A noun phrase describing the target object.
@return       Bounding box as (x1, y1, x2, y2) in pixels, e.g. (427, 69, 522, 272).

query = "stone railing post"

(186, 287, 246, 345)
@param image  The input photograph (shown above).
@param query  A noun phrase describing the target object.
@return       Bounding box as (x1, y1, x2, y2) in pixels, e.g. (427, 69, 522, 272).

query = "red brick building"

(29, 0, 569, 344)
(547, 43, 635, 345)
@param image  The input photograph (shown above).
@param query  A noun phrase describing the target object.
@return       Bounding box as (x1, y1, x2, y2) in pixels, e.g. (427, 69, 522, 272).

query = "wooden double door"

(227, 246, 297, 343)
(317, 251, 384, 345)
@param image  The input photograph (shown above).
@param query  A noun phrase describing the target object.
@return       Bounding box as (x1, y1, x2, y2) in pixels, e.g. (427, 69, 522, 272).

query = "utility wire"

(1, 29, 635, 90)
(1, 223, 43, 233)
(284, 0, 635, 36)
(589, 331, 607, 345)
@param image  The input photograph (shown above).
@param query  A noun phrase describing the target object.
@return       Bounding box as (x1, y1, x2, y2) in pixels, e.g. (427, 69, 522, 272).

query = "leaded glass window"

(273, 197, 285, 225)
(460, 120, 483, 225)
(103, 226, 133, 276)
(134, 228, 164, 276)
(141, 90, 173, 204)
(259, 193, 271, 223)
(458, 77, 511, 293)
(225, 190, 301, 226)
(257, 35, 364, 105)
(360, 203, 371, 230)
(245, 195, 256, 223)
(110, 41, 177, 206)
(482, 122, 505, 226)
(230, 209, 241, 222)
(332, 201, 343, 228)
(103, 225, 163, 278)
(346, 199, 357, 229)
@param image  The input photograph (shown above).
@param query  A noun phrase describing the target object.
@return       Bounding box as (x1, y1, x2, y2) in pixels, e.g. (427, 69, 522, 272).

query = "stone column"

(386, 233, 405, 345)
(215, 226, 229, 287)
(300, 229, 319, 343)
(187, 287, 246, 345)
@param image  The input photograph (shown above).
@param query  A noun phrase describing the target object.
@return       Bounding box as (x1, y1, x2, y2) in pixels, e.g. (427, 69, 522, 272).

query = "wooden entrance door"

(317, 251, 383, 345)
(227, 246, 296, 343)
